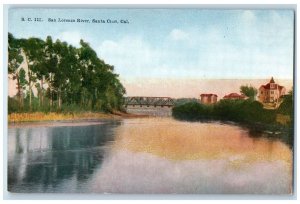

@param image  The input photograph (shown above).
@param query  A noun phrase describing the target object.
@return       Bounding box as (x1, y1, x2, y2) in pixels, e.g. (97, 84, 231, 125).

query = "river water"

(8, 118, 293, 194)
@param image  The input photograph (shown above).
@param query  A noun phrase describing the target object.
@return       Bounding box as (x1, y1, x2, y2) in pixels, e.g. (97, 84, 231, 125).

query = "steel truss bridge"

(124, 96, 175, 107)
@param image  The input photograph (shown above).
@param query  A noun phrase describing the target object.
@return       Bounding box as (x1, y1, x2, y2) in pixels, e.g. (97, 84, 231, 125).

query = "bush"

(8, 97, 19, 113)
(277, 95, 293, 116)
(174, 98, 200, 106)
(172, 102, 213, 121)
(172, 99, 277, 125)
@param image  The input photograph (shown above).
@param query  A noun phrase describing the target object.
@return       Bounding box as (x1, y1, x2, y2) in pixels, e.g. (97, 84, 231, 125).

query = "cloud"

(97, 37, 168, 78)
(96, 11, 293, 80)
(169, 29, 189, 41)
(55, 31, 82, 47)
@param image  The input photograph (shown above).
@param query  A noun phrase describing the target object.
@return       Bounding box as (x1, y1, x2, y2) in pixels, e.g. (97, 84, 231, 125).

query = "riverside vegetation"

(8, 33, 126, 121)
(172, 89, 294, 146)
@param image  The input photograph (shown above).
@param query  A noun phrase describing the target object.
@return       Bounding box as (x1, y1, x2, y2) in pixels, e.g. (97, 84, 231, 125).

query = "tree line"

(172, 86, 293, 127)
(8, 33, 126, 113)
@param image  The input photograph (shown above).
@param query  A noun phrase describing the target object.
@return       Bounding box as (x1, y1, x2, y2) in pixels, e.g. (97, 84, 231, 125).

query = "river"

(7, 117, 293, 194)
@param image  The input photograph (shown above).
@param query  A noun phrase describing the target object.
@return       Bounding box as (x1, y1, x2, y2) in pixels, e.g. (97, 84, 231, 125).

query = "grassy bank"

(8, 112, 120, 123)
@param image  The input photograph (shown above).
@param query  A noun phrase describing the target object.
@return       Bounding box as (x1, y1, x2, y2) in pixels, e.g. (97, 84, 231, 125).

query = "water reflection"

(247, 127, 294, 148)
(112, 118, 292, 163)
(8, 118, 293, 194)
(8, 120, 121, 193)
(93, 118, 292, 194)
(90, 150, 292, 194)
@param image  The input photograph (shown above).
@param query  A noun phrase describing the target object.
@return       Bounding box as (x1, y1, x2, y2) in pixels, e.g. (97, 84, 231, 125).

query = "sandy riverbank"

(8, 111, 149, 123)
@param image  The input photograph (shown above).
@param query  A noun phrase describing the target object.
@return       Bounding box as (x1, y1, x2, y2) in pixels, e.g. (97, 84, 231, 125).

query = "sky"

(8, 8, 294, 98)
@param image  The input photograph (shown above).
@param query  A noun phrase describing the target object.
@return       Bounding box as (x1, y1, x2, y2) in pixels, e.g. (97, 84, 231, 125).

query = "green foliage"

(8, 33, 23, 74)
(172, 102, 214, 121)
(277, 89, 293, 117)
(8, 97, 19, 113)
(18, 68, 27, 90)
(240, 85, 258, 101)
(277, 88, 294, 130)
(8, 33, 126, 113)
(172, 99, 277, 125)
(174, 98, 200, 106)
(8, 33, 26, 109)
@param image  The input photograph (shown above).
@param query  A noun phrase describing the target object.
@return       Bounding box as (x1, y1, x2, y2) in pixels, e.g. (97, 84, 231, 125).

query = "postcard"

(6, 7, 294, 195)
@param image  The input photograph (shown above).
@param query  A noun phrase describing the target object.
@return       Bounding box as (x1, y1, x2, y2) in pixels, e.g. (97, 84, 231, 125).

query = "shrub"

(172, 102, 213, 121)
(172, 99, 277, 125)
(8, 97, 19, 113)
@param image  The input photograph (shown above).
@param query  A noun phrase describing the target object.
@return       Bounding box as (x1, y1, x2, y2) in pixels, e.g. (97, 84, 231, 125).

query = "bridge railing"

(124, 96, 175, 107)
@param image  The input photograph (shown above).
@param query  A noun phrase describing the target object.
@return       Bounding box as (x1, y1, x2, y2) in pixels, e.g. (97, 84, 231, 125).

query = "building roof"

(223, 93, 247, 99)
(260, 84, 284, 90)
(259, 77, 284, 91)
(200, 93, 217, 97)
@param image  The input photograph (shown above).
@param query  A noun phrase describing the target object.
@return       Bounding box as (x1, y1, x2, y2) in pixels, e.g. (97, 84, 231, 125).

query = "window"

(271, 91, 274, 94)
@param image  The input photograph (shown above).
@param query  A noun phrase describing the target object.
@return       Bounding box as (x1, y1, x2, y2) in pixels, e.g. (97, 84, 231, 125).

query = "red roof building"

(223, 93, 248, 100)
(258, 77, 286, 103)
(200, 93, 218, 104)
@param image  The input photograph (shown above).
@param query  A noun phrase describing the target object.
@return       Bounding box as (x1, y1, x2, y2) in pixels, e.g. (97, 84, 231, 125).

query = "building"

(200, 93, 218, 104)
(223, 93, 248, 100)
(258, 77, 285, 103)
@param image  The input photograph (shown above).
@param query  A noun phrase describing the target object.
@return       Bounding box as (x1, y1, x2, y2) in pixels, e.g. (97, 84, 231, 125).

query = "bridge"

(124, 96, 175, 108)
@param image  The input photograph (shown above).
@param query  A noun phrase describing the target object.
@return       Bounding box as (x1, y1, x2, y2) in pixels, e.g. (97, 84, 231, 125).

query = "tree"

(240, 85, 257, 101)
(8, 34, 126, 113)
(51, 40, 69, 110)
(8, 33, 25, 108)
(78, 39, 111, 110)
(60, 45, 81, 106)
(20, 37, 45, 111)
(18, 68, 28, 108)
(278, 88, 293, 118)
(42, 36, 58, 109)
(34, 36, 55, 108)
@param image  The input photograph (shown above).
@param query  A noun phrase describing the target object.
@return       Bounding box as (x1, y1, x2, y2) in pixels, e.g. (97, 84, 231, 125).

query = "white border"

(1, 0, 299, 202)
